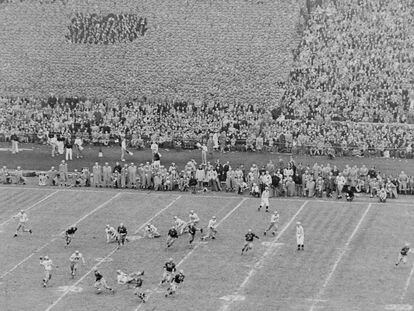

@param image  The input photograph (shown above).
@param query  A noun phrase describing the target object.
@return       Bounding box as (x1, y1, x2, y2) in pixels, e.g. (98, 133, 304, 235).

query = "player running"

(117, 223, 128, 247)
(65, 226, 77, 246)
(174, 216, 187, 235)
(241, 229, 260, 255)
(93, 267, 114, 294)
(105, 224, 118, 243)
(396, 243, 414, 266)
(188, 210, 200, 225)
(166, 227, 179, 248)
(13, 210, 32, 237)
(296, 221, 304, 251)
(165, 270, 185, 297)
(40, 256, 56, 287)
(69, 250, 86, 278)
(201, 216, 217, 241)
(258, 186, 270, 212)
(160, 258, 176, 285)
(143, 223, 161, 238)
(264, 210, 279, 236)
(187, 223, 203, 248)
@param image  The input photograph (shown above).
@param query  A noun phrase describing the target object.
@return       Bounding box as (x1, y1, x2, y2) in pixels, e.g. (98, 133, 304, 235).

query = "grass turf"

(0, 187, 413, 311)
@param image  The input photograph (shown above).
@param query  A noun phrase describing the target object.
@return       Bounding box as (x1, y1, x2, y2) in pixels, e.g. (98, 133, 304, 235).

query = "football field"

(0, 186, 414, 311)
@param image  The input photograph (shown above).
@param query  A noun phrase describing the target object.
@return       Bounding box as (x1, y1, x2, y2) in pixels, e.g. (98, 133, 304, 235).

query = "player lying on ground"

(143, 223, 161, 238)
(117, 269, 145, 287)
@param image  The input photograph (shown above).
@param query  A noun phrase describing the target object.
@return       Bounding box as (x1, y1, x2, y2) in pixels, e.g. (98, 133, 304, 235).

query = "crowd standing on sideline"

(15, 152, 411, 202)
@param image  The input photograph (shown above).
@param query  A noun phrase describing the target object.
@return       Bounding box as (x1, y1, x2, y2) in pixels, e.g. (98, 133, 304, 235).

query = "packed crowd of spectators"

(66, 13, 148, 44)
(2, 157, 412, 202)
(281, 0, 413, 123)
(1, 95, 414, 158)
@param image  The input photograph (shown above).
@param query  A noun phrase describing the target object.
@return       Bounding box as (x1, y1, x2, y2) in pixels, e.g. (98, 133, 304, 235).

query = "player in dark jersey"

(241, 229, 260, 255)
(187, 223, 203, 248)
(93, 268, 114, 293)
(160, 258, 176, 285)
(166, 227, 179, 248)
(396, 243, 413, 266)
(65, 226, 77, 246)
(165, 269, 185, 297)
(117, 223, 128, 247)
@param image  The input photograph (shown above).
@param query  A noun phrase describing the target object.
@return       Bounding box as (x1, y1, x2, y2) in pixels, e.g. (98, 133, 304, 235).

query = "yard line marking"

(308, 203, 372, 311)
(0, 190, 60, 227)
(219, 200, 309, 311)
(0, 192, 121, 280)
(400, 261, 414, 301)
(44, 195, 182, 311)
(134, 197, 248, 311)
(134, 195, 182, 234)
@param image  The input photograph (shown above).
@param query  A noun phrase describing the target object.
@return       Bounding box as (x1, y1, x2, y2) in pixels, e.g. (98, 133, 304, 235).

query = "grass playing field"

(0, 186, 414, 311)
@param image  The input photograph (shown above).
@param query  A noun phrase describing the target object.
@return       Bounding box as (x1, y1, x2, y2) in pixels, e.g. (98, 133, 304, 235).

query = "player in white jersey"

(173, 216, 187, 235)
(264, 210, 279, 236)
(201, 216, 217, 240)
(117, 269, 144, 287)
(143, 223, 161, 238)
(296, 221, 304, 251)
(13, 210, 32, 237)
(188, 210, 200, 225)
(105, 224, 118, 243)
(69, 250, 86, 278)
(258, 186, 270, 212)
(40, 256, 57, 287)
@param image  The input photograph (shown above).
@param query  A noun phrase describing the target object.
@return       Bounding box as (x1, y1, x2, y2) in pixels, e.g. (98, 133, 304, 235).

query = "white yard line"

(44, 195, 183, 311)
(134, 197, 248, 311)
(134, 195, 182, 234)
(0, 190, 60, 227)
(308, 203, 372, 311)
(400, 262, 414, 301)
(219, 200, 309, 311)
(0, 192, 121, 280)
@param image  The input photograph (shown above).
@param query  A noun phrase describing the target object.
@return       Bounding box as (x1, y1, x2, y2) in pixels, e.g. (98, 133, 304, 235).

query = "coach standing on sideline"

(65, 138, 73, 161)
(11, 131, 19, 154)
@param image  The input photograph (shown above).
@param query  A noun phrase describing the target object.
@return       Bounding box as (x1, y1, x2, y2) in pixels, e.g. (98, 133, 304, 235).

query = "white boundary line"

(0, 190, 60, 227)
(0, 185, 391, 206)
(308, 203, 372, 311)
(400, 262, 414, 301)
(0, 192, 121, 280)
(44, 195, 183, 311)
(134, 197, 248, 311)
(219, 200, 309, 311)
(134, 195, 182, 234)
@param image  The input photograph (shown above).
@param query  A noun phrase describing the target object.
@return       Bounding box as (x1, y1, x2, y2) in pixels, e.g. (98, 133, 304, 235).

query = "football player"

(165, 270, 185, 297)
(65, 226, 77, 246)
(241, 229, 260, 255)
(160, 258, 176, 285)
(69, 250, 86, 278)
